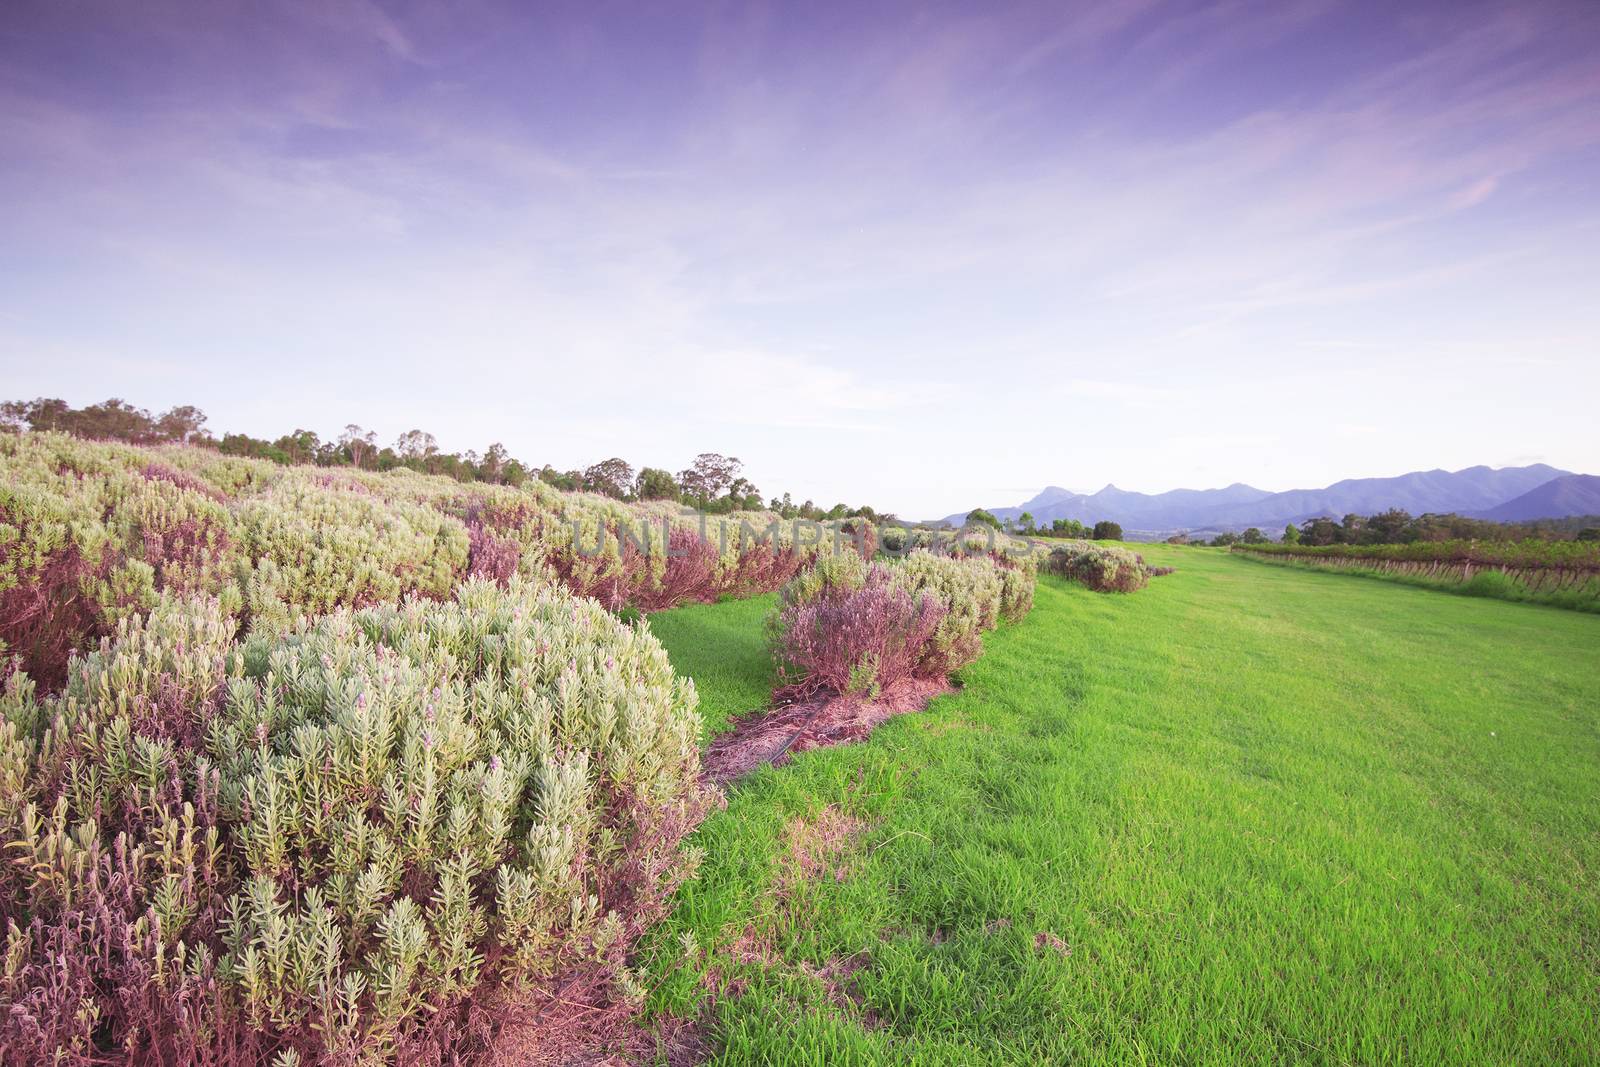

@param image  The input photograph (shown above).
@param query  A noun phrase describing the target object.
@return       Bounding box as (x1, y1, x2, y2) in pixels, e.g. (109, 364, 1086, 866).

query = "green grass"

(640, 547, 1600, 1064)
(644, 593, 777, 740)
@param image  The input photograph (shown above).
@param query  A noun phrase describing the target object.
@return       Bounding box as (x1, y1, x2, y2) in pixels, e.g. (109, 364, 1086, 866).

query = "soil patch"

(489, 676, 948, 1062)
(779, 805, 867, 891)
(484, 974, 708, 1067)
(703, 676, 952, 784)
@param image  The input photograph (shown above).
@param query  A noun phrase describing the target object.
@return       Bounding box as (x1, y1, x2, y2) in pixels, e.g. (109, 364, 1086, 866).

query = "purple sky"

(3, 0, 1598, 517)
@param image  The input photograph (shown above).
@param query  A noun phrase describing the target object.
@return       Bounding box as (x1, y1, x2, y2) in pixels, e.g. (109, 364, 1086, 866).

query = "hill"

(944, 464, 1578, 538)
(1478, 474, 1600, 522)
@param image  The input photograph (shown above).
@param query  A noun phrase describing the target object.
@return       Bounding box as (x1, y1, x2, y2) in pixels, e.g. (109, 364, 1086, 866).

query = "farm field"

(640, 545, 1600, 1064)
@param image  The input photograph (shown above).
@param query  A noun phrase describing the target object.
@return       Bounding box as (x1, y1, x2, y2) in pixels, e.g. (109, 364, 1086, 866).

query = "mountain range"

(941, 465, 1600, 540)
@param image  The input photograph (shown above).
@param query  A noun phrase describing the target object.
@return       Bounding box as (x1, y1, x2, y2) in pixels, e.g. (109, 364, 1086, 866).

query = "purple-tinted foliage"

(636, 526, 719, 611)
(0, 540, 98, 689)
(772, 566, 946, 701)
(467, 521, 522, 583)
(0, 717, 244, 1066)
(140, 462, 226, 501)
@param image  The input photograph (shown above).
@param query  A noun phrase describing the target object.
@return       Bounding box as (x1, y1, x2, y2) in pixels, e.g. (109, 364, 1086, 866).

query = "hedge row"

(0, 433, 857, 686)
(0, 577, 711, 1065)
(1232, 543, 1600, 610)
(1233, 539, 1600, 570)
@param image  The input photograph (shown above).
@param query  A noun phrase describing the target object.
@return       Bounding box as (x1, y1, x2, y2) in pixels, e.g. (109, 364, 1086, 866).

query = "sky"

(2, 0, 1598, 519)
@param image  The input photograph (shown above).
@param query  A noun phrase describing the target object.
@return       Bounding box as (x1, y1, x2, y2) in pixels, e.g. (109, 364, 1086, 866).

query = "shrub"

(1044, 541, 1150, 593)
(233, 477, 471, 632)
(768, 549, 1036, 700)
(838, 519, 878, 561)
(110, 473, 239, 609)
(0, 483, 102, 686)
(895, 551, 1001, 675)
(993, 552, 1039, 622)
(0, 596, 247, 1065)
(466, 520, 523, 583)
(1, 434, 866, 688)
(639, 525, 722, 610)
(1091, 520, 1123, 541)
(770, 564, 945, 700)
(0, 578, 710, 1065)
(710, 519, 810, 601)
(1234, 538, 1600, 570)
(772, 549, 869, 615)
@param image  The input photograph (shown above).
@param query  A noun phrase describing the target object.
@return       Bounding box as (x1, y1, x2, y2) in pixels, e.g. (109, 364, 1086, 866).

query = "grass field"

(644, 594, 777, 741)
(639, 545, 1600, 1065)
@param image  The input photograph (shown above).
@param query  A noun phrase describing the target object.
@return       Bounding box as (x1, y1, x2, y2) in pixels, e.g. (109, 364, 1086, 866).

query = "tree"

(1363, 508, 1412, 545)
(966, 509, 1002, 530)
(1092, 520, 1123, 541)
(635, 467, 680, 501)
(1, 397, 71, 433)
(1339, 513, 1365, 543)
(275, 429, 322, 465)
(1210, 531, 1240, 547)
(1283, 523, 1300, 545)
(1299, 517, 1340, 546)
(154, 405, 208, 443)
(481, 442, 512, 484)
(1018, 511, 1036, 534)
(1578, 527, 1600, 542)
(727, 477, 762, 509)
(677, 453, 742, 504)
(1241, 527, 1267, 544)
(219, 432, 285, 462)
(73, 399, 158, 442)
(340, 424, 377, 468)
(1051, 518, 1088, 538)
(583, 457, 635, 498)
(394, 429, 439, 461)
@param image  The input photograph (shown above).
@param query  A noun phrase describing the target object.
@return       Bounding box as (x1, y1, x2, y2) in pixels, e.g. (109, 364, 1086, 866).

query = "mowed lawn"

(640, 547, 1600, 1065)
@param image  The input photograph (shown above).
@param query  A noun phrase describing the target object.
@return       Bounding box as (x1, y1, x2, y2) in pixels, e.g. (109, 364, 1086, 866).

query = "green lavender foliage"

(773, 549, 870, 614)
(1043, 541, 1151, 593)
(895, 551, 1003, 673)
(995, 554, 1039, 622)
(232, 476, 471, 633)
(211, 575, 708, 1058)
(2, 431, 868, 688)
(1, 577, 710, 1064)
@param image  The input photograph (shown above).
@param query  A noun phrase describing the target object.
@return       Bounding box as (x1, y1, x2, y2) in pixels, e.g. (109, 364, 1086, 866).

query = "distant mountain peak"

(939, 463, 1585, 538)
(1479, 474, 1600, 522)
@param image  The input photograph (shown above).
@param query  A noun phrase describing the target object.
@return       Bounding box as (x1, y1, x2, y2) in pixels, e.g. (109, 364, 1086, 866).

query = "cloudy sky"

(2, 0, 1597, 517)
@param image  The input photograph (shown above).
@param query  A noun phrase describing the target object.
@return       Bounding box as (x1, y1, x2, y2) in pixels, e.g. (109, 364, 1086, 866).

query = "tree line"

(0, 396, 891, 521)
(965, 509, 1125, 541)
(1168, 510, 1600, 548)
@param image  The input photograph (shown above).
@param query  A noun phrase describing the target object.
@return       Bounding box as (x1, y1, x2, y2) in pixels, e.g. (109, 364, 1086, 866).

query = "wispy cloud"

(1, 0, 1597, 516)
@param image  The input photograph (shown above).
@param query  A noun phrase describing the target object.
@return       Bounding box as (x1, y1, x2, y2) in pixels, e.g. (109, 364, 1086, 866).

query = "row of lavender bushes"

(768, 547, 1038, 701)
(1041, 541, 1157, 592)
(0, 577, 712, 1065)
(0, 432, 861, 689)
